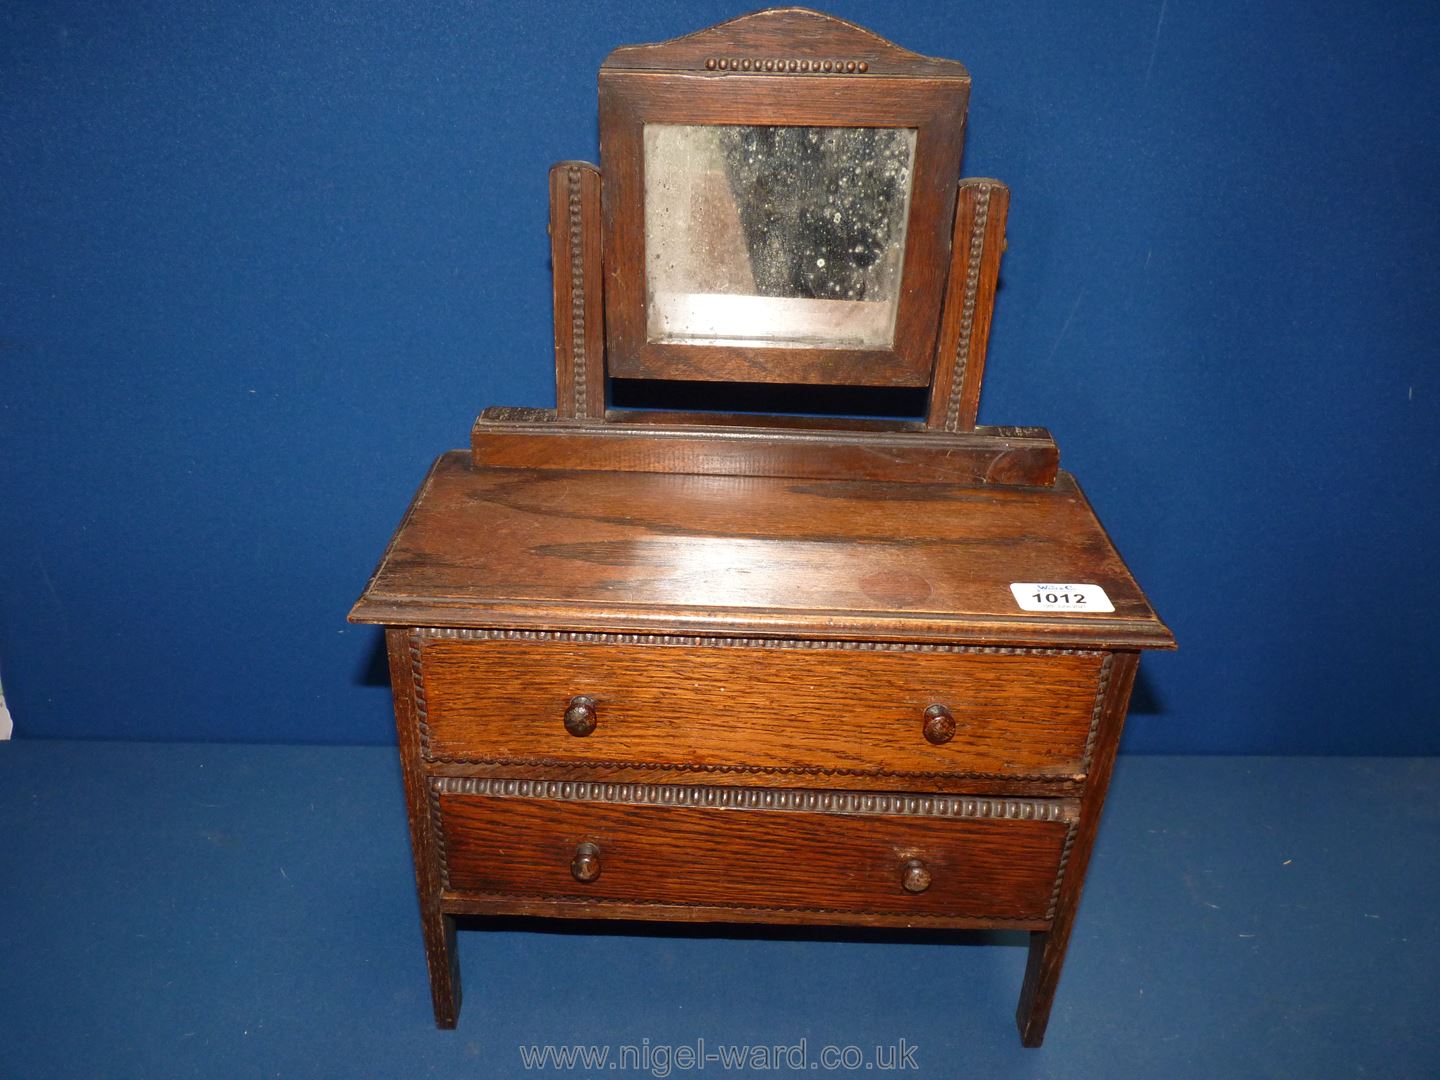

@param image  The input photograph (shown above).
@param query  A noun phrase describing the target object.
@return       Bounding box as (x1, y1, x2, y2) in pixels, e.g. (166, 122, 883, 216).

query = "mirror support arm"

(926, 177, 1010, 432)
(550, 161, 607, 420)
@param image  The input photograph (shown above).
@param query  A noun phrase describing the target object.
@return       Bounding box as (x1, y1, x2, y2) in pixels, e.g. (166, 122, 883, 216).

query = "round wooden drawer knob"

(563, 695, 597, 737)
(571, 842, 602, 883)
(922, 704, 956, 745)
(901, 858, 932, 894)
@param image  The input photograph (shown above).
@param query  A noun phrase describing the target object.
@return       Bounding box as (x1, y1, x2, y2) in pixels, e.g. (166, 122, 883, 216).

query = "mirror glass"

(644, 124, 917, 350)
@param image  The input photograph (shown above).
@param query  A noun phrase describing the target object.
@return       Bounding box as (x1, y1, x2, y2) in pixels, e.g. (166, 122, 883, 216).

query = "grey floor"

(1, 742, 1436, 1078)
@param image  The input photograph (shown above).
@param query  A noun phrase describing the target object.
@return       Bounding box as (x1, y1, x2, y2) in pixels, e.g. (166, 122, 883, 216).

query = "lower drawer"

(434, 779, 1075, 922)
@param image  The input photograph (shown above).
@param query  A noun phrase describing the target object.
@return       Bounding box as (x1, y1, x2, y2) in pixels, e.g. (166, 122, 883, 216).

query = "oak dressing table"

(351, 8, 1173, 1047)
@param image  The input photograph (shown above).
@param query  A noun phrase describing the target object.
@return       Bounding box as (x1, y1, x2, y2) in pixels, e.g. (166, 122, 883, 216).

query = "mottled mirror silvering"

(644, 124, 917, 350)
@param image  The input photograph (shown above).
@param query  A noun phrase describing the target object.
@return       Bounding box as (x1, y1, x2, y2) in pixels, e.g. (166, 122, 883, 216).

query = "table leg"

(420, 909, 461, 1028)
(1015, 925, 1069, 1045)
(1015, 650, 1139, 1047)
(388, 628, 463, 1028)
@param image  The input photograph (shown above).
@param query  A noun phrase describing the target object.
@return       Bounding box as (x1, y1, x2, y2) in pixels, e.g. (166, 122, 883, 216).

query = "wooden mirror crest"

(471, 7, 1056, 487)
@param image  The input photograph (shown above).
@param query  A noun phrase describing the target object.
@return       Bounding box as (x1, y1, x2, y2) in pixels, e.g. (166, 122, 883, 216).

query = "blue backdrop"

(2, 1, 1436, 753)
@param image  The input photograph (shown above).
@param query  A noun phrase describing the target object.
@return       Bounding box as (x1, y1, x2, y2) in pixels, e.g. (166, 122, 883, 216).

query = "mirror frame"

(598, 10, 970, 387)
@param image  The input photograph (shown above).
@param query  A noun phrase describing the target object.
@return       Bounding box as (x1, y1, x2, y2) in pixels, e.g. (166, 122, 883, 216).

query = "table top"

(350, 451, 1174, 649)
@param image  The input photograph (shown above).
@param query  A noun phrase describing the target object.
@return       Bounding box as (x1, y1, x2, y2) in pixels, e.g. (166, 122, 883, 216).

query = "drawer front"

(435, 779, 1074, 920)
(416, 632, 1109, 780)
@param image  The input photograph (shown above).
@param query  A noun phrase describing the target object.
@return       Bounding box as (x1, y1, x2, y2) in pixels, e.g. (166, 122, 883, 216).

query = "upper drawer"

(412, 631, 1111, 782)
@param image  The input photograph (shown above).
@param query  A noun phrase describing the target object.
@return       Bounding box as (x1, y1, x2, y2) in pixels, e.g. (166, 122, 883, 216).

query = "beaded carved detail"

(1081, 654, 1115, 773)
(418, 626, 1104, 658)
(425, 757, 1080, 784)
(566, 166, 587, 417)
(944, 183, 993, 431)
(1047, 821, 1081, 920)
(407, 630, 432, 759)
(706, 57, 869, 73)
(431, 776, 1077, 822)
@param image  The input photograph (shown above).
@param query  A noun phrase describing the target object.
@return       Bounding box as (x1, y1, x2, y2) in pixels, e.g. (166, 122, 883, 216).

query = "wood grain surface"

(1017, 651, 1140, 1046)
(436, 892, 1051, 931)
(418, 635, 1107, 780)
(350, 453, 1174, 649)
(470, 408, 1058, 486)
(437, 791, 1068, 919)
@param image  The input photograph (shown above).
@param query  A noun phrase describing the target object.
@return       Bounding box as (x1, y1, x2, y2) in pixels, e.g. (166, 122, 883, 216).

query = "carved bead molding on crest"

(602, 9, 969, 82)
(706, 57, 869, 73)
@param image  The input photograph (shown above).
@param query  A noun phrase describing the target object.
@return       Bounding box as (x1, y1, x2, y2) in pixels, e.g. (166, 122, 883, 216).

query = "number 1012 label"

(1009, 583, 1114, 613)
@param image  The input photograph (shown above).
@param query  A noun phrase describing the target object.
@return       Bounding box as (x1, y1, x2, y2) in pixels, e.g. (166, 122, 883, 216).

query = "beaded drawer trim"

(431, 775, 1077, 822)
(428, 775, 1079, 920)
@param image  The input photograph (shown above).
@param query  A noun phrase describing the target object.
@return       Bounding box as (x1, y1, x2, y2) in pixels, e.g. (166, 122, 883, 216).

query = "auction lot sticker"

(1009, 582, 1114, 613)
